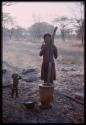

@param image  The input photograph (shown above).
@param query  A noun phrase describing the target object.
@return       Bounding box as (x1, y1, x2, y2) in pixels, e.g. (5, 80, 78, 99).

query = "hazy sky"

(2, 2, 83, 29)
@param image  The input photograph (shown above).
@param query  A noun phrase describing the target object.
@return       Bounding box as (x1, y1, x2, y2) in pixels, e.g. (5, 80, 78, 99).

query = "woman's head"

(43, 33, 51, 44)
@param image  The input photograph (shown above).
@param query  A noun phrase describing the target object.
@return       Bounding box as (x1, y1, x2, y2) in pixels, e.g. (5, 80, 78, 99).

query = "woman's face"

(44, 36, 51, 44)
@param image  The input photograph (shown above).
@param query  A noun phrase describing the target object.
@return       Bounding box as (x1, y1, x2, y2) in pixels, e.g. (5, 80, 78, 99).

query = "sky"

(2, 2, 84, 29)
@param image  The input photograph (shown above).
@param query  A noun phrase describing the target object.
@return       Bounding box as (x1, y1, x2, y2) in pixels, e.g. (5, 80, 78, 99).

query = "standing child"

(39, 27, 58, 85)
(11, 73, 22, 98)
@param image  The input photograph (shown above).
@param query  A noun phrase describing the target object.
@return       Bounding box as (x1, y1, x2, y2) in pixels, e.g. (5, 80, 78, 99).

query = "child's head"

(12, 73, 22, 80)
(43, 33, 51, 44)
(12, 73, 18, 78)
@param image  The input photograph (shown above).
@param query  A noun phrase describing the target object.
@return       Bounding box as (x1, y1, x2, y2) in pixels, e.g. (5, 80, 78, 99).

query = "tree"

(60, 25, 65, 41)
(10, 26, 26, 40)
(28, 22, 54, 39)
(2, 2, 15, 28)
(53, 17, 73, 41)
(2, 13, 14, 28)
(2, 2, 16, 39)
(70, 2, 84, 45)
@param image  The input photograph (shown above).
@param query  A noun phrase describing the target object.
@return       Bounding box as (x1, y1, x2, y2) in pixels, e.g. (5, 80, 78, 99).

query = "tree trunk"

(81, 28, 84, 45)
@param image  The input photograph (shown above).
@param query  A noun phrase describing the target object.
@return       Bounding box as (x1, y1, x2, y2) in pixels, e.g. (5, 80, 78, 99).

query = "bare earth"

(2, 38, 84, 123)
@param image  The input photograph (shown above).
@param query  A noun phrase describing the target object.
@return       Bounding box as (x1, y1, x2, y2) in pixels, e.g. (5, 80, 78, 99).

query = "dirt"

(2, 38, 84, 123)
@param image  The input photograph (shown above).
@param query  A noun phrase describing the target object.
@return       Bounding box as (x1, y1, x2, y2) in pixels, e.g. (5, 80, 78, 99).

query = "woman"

(39, 27, 58, 85)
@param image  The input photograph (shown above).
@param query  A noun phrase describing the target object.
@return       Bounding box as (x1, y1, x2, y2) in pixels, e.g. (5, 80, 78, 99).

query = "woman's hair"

(43, 33, 51, 39)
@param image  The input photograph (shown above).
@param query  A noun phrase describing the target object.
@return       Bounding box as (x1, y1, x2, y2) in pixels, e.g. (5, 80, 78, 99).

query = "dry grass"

(55, 39, 84, 53)
(57, 57, 77, 64)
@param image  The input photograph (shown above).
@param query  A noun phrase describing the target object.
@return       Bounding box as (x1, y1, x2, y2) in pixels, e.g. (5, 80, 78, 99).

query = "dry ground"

(2, 38, 84, 123)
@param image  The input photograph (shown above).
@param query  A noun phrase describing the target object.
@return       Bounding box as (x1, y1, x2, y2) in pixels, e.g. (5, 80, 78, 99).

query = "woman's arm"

(39, 44, 45, 56)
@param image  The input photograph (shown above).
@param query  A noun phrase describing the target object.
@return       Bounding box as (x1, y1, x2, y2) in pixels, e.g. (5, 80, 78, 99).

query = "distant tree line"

(2, 2, 84, 45)
(2, 21, 83, 41)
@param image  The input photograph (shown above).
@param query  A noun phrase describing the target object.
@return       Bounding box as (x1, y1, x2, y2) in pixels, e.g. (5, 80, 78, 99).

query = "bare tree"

(2, 2, 15, 28)
(2, 13, 14, 28)
(53, 17, 72, 41)
(69, 2, 84, 45)
(2, 2, 16, 39)
(60, 25, 66, 41)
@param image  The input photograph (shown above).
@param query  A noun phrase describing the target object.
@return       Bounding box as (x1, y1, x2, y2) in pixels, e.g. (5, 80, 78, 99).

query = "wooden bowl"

(23, 101, 35, 109)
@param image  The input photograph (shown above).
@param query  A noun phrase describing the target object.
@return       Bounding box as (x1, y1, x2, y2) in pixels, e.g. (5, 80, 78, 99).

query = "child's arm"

(18, 75, 22, 80)
(51, 27, 58, 44)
